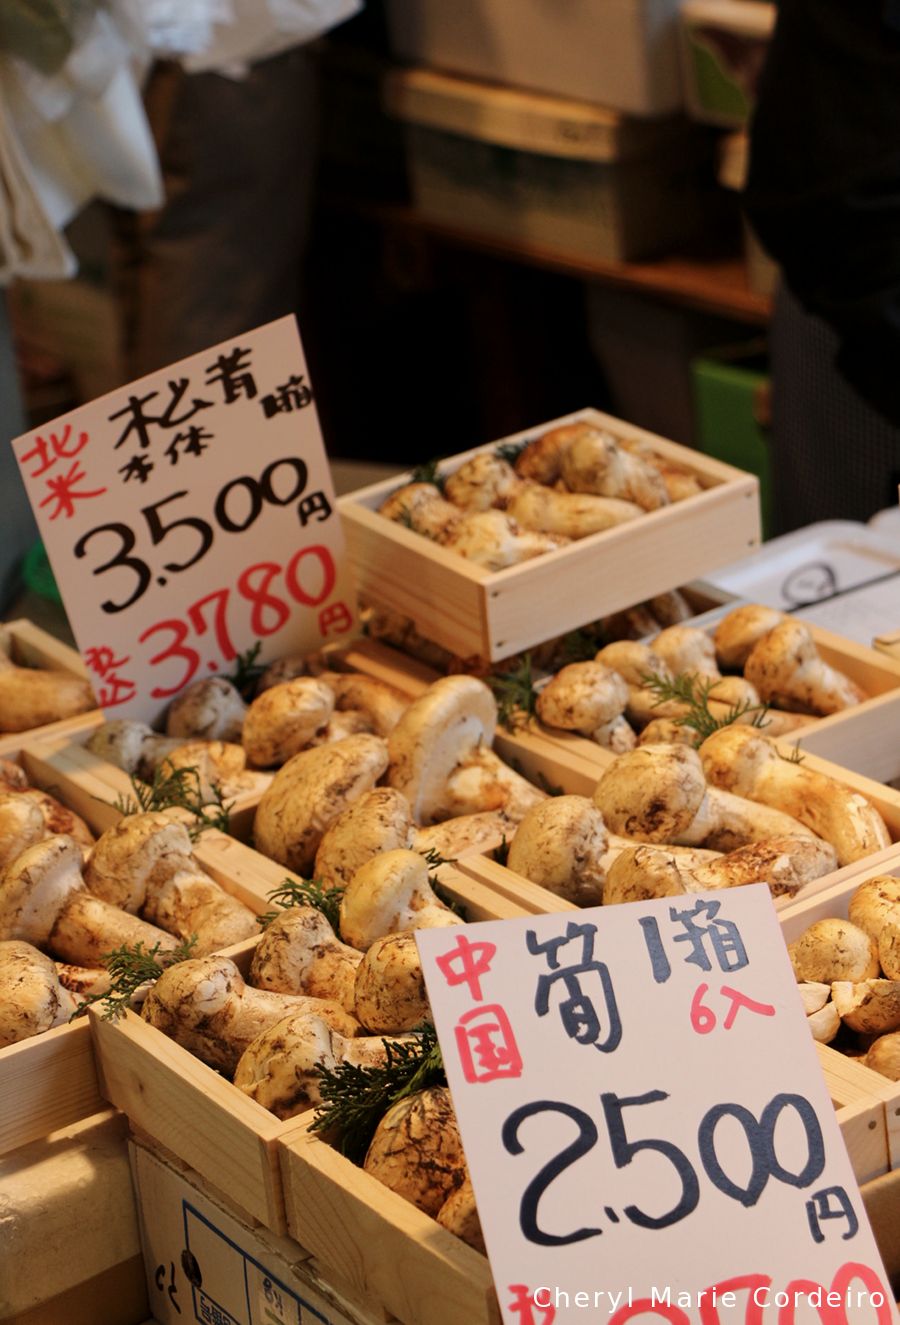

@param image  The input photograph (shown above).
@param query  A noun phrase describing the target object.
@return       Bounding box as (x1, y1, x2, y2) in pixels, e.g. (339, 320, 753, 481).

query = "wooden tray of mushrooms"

(0, 738, 280, 1157)
(0, 618, 100, 752)
(338, 408, 761, 662)
(86, 858, 528, 1240)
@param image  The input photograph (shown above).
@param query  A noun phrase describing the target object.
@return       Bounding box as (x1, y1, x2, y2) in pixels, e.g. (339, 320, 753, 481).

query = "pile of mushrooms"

(483, 731, 890, 908)
(378, 421, 704, 570)
(0, 629, 95, 733)
(787, 874, 900, 1080)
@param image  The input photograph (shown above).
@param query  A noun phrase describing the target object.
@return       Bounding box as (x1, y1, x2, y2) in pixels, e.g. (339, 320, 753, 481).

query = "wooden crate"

(0, 742, 115, 1155)
(0, 617, 101, 750)
(339, 408, 760, 663)
(87, 864, 527, 1236)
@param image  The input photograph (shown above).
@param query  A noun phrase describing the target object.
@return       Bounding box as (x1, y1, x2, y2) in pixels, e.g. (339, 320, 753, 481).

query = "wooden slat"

(278, 1125, 497, 1325)
(2, 618, 87, 675)
(90, 1006, 289, 1233)
(0, 1019, 102, 1155)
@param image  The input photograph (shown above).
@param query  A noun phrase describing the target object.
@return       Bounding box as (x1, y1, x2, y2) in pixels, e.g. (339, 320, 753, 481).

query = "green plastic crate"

(692, 343, 773, 539)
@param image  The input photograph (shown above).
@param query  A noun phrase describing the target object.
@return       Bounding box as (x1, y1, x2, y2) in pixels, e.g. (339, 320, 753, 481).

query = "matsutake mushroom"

(0, 940, 76, 1046)
(0, 646, 94, 732)
(340, 849, 463, 951)
(743, 620, 866, 715)
(250, 907, 362, 1011)
(535, 662, 634, 752)
(506, 796, 608, 906)
(363, 1086, 466, 1216)
(165, 677, 247, 742)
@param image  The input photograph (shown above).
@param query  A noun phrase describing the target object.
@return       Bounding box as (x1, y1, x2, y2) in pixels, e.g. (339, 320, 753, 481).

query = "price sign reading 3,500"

(74, 457, 316, 613)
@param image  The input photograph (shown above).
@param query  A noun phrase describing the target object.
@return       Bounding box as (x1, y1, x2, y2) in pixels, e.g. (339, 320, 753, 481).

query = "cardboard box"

(130, 1137, 395, 1325)
(385, 0, 685, 117)
(385, 67, 711, 263)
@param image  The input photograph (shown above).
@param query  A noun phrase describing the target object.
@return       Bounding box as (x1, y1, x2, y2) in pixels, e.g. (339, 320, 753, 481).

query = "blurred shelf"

(359, 201, 773, 325)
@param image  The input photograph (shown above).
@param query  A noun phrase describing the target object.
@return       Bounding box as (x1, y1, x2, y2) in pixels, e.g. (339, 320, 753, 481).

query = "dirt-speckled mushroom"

(535, 662, 634, 751)
(848, 876, 900, 945)
(699, 726, 890, 866)
(593, 743, 817, 852)
(788, 919, 880, 984)
(866, 1031, 900, 1080)
(363, 1086, 466, 1216)
(713, 604, 787, 670)
(387, 675, 544, 825)
(141, 955, 358, 1074)
(831, 981, 900, 1035)
(166, 677, 247, 742)
(340, 849, 463, 951)
(314, 788, 414, 892)
(413, 810, 516, 861)
(85, 813, 258, 953)
(560, 426, 669, 511)
(690, 836, 838, 897)
(506, 796, 608, 906)
(317, 671, 410, 737)
(354, 932, 431, 1033)
(241, 677, 335, 767)
(0, 940, 76, 1046)
(249, 906, 362, 1011)
(254, 734, 389, 873)
(233, 1011, 400, 1118)
(436, 1174, 485, 1253)
(603, 846, 692, 906)
(0, 835, 178, 967)
(0, 650, 95, 732)
(744, 620, 866, 715)
(651, 626, 720, 680)
(85, 720, 183, 779)
(443, 453, 521, 511)
(448, 509, 569, 570)
(508, 481, 642, 539)
(379, 482, 462, 543)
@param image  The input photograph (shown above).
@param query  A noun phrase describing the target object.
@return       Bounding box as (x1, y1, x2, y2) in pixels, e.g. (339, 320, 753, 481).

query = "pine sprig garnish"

(494, 440, 528, 465)
(777, 744, 805, 765)
(256, 876, 343, 932)
(73, 935, 198, 1021)
(311, 1024, 445, 1163)
(494, 834, 510, 867)
(419, 846, 456, 870)
(487, 654, 538, 731)
(110, 765, 233, 841)
(640, 671, 771, 746)
(228, 641, 265, 699)
(409, 457, 446, 492)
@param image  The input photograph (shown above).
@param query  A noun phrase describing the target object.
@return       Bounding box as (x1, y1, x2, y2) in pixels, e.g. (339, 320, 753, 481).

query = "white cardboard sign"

(12, 316, 355, 723)
(417, 887, 898, 1325)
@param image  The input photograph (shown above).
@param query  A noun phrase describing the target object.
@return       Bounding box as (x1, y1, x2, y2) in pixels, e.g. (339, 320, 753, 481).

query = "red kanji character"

(21, 424, 89, 477)
(508, 1285, 556, 1323)
(719, 985, 776, 1030)
(318, 601, 353, 636)
(38, 461, 106, 520)
(84, 646, 130, 677)
(97, 674, 138, 707)
(455, 1004, 522, 1083)
(436, 933, 497, 1000)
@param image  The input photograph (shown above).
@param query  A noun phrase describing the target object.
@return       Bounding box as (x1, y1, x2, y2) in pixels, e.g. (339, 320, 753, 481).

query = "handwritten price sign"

(417, 888, 898, 1325)
(12, 316, 355, 722)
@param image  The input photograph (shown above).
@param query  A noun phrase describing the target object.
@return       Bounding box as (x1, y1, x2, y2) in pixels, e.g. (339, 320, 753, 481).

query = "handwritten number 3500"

(74, 459, 309, 613)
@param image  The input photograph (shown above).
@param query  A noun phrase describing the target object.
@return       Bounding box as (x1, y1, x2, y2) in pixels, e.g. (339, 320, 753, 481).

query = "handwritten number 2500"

(74, 459, 308, 614)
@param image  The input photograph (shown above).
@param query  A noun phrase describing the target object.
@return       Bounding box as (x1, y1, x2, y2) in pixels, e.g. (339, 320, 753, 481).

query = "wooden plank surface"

(0, 1019, 102, 1155)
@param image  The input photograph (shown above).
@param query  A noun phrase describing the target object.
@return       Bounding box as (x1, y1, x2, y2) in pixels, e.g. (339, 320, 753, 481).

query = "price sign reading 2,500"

(138, 546, 335, 699)
(73, 458, 311, 614)
(504, 1090, 825, 1246)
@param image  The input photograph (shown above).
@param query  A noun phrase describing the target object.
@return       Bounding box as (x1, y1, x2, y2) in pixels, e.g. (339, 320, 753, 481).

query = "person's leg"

(118, 47, 318, 378)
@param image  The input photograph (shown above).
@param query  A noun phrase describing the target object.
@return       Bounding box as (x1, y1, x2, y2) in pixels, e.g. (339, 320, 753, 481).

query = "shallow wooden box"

(339, 408, 760, 663)
(87, 863, 530, 1237)
(0, 618, 101, 753)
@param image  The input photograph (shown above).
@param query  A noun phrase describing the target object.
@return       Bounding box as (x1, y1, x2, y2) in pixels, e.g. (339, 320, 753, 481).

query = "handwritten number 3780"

(73, 458, 309, 613)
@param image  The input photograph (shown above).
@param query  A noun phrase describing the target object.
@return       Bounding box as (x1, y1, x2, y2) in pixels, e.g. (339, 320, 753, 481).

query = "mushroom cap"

(354, 932, 431, 1033)
(713, 604, 787, 670)
(788, 919, 880, 984)
(315, 788, 414, 892)
(242, 677, 335, 767)
(693, 836, 838, 897)
(0, 760, 29, 792)
(443, 453, 521, 512)
(19, 788, 94, 848)
(560, 426, 669, 510)
(159, 740, 252, 800)
(85, 719, 157, 775)
(594, 640, 671, 689)
(593, 743, 707, 841)
(848, 876, 900, 945)
(387, 676, 497, 825)
(879, 920, 900, 980)
(637, 718, 696, 747)
(0, 835, 84, 944)
(249, 906, 361, 1008)
(85, 812, 193, 912)
(436, 1174, 485, 1253)
(603, 846, 691, 906)
(254, 734, 389, 873)
(652, 626, 720, 680)
(831, 980, 900, 1035)
(363, 1086, 466, 1216)
(514, 424, 580, 484)
(506, 795, 608, 906)
(340, 848, 463, 951)
(449, 510, 568, 570)
(866, 1031, 900, 1080)
(233, 1012, 343, 1117)
(165, 677, 247, 742)
(697, 725, 777, 797)
(0, 939, 76, 1046)
(744, 619, 865, 715)
(535, 662, 629, 735)
(413, 810, 515, 860)
(0, 793, 48, 871)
